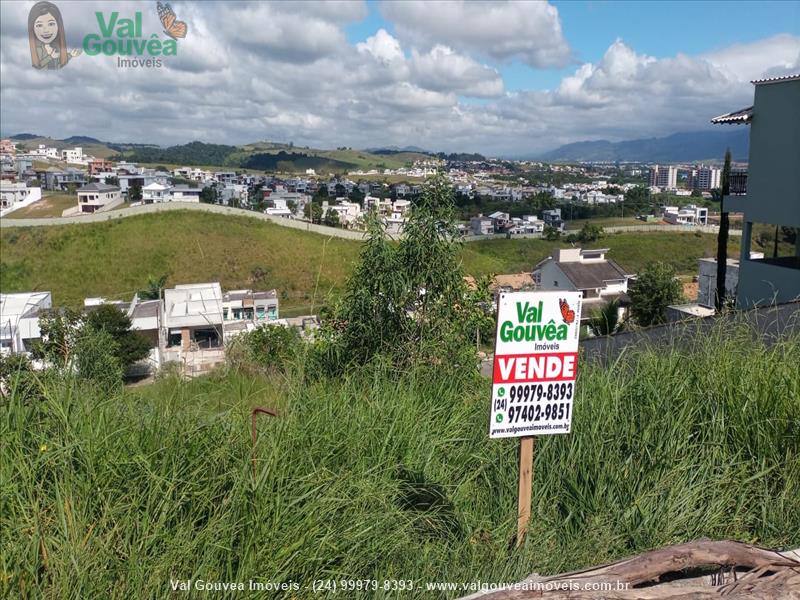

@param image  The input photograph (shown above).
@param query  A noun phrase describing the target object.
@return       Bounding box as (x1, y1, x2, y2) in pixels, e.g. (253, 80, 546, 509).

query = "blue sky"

(347, 1, 800, 91)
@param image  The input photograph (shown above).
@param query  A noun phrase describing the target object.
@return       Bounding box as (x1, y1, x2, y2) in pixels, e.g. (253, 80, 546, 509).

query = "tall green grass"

(2, 323, 798, 598)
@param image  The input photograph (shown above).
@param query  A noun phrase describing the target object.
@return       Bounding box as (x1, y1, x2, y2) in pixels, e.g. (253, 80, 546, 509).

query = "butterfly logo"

(559, 298, 576, 325)
(157, 2, 187, 40)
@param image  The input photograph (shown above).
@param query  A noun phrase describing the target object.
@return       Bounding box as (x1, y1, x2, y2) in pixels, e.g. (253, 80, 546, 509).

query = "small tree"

(629, 262, 682, 327)
(543, 225, 561, 241)
(84, 304, 151, 369)
(304, 202, 323, 224)
(73, 328, 123, 392)
(587, 298, 624, 336)
(138, 274, 167, 300)
(715, 148, 732, 310)
(577, 222, 604, 243)
(31, 308, 82, 368)
(323, 208, 341, 228)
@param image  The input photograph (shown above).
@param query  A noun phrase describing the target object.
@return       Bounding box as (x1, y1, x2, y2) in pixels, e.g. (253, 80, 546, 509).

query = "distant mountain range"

(538, 129, 750, 163)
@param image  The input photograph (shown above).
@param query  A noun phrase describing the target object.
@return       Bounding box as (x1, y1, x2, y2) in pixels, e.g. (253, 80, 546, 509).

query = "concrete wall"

(736, 259, 800, 307)
(746, 79, 800, 228)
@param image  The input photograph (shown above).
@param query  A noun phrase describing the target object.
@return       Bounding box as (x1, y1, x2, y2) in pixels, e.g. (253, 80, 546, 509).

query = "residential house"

(541, 208, 564, 231)
(533, 248, 631, 320)
(470, 215, 494, 236)
(0, 292, 52, 355)
(323, 200, 362, 227)
(221, 289, 279, 340)
(162, 283, 224, 355)
(711, 74, 800, 307)
(61, 147, 83, 163)
(509, 215, 545, 235)
(74, 182, 122, 214)
(44, 167, 86, 191)
(88, 158, 113, 177)
(487, 211, 512, 233)
(663, 204, 708, 225)
(0, 182, 41, 215)
(697, 252, 765, 308)
(0, 139, 16, 156)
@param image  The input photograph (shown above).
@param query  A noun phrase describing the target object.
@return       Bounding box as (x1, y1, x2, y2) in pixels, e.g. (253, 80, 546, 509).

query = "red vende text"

(492, 352, 578, 383)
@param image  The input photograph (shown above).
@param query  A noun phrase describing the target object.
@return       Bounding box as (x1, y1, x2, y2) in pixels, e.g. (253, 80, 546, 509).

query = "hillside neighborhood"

(2, 74, 799, 377)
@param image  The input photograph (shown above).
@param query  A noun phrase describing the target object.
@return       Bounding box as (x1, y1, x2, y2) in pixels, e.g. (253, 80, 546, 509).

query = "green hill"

(0, 211, 738, 312)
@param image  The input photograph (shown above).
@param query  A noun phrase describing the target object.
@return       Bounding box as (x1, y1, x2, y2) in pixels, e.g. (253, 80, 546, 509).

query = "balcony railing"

(728, 170, 747, 195)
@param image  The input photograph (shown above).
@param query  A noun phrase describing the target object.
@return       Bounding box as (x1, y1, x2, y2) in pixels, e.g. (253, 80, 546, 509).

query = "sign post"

(489, 291, 582, 546)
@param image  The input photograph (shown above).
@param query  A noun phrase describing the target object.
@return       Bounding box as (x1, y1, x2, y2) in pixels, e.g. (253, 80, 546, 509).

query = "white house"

(0, 291, 52, 355)
(61, 147, 83, 163)
(509, 215, 544, 235)
(141, 183, 202, 203)
(0, 182, 41, 215)
(162, 283, 224, 353)
(323, 200, 361, 226)
(142, 182, 171, 203)
(75, 182, 122, 214)
(533, 248, 631, 319)
(663, 204, 708, 225)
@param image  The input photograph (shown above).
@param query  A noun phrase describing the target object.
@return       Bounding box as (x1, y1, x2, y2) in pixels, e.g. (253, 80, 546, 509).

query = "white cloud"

(381, 0, 572, 68)
(1, 1, 798, 157)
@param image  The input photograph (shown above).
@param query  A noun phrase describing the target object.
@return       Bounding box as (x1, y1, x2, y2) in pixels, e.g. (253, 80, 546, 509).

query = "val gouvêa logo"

(28, 1, 188, 70)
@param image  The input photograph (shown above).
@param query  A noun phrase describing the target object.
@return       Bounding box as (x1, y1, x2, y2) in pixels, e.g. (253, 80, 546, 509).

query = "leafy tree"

(200, 185, 217, 204)
(317, 173, 477, 374)
(577, 222, 604, 243)
(629, 262, 682, 327)
(624, 186, 650, 212)
(105, 176, 119, 187)
(73, 328, 123, 392)
(543, 225, 561, 241)
(0, 353, 42, 401)
(31, 309, 82, 368)
(286, 199, 298, 214)
(323, 208, 341, 228)
(128, 180, 143, 202)
(715, 149, 731, 310)
(587, 298, 624, 336)
(84, 304, 151, 369)
(138, 274, 167, 300)
(304, 202, 323, 224)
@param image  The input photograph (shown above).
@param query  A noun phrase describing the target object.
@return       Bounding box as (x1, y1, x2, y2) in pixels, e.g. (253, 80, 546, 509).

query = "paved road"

(0, 201, 741, 240)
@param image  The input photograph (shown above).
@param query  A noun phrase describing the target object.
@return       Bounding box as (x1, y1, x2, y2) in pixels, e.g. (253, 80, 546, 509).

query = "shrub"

(226, 324, 301, 373)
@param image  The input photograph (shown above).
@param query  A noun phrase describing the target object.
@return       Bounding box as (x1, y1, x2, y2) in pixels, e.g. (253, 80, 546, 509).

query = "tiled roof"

(556, 259, 628, 291)
(751, 73, 800, 85)
(711, 106, 753, 124)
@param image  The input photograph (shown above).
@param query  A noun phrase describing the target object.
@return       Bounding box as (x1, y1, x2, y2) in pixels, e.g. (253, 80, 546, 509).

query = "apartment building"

(648, 165, 678, 189)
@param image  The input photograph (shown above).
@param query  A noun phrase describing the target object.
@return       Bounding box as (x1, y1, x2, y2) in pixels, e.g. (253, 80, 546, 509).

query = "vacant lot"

(3, 324, 798, 598)
(0, 211, 739, 308)
(4, 193, 76, 219)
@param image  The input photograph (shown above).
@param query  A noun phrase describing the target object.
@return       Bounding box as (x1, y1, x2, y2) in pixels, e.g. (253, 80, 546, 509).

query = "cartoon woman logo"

(28, 1, 81, 70)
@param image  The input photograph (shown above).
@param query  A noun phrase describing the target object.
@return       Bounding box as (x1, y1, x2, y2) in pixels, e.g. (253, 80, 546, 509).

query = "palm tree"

(587, 298, 624, 337)
(715, 148, 732, 311)
(138, 275, 167, 300)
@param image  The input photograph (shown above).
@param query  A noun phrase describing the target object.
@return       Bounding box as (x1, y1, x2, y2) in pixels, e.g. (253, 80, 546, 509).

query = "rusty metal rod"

(251, 406, 278, 482)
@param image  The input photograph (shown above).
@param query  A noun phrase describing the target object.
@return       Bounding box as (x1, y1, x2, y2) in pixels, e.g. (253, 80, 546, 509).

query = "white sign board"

(489, 291, 582, 439)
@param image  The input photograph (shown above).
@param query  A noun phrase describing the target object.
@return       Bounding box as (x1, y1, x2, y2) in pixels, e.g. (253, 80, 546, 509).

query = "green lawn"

(461, 231, 739, 277)
(564, 217, 663, 230)
(0, 211, 739, 309)
(3, 193, 77, 219)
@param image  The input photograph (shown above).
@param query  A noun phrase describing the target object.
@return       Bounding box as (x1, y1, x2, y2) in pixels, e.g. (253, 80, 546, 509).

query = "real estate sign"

(489, 291, 582, 439)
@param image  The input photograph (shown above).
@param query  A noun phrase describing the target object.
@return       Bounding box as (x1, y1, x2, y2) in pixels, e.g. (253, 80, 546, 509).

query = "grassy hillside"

(3, 324, 798, 597)
(0, 212, 739, 310)
(14, 136, 118, 159)
(0, 212, 361, 312)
